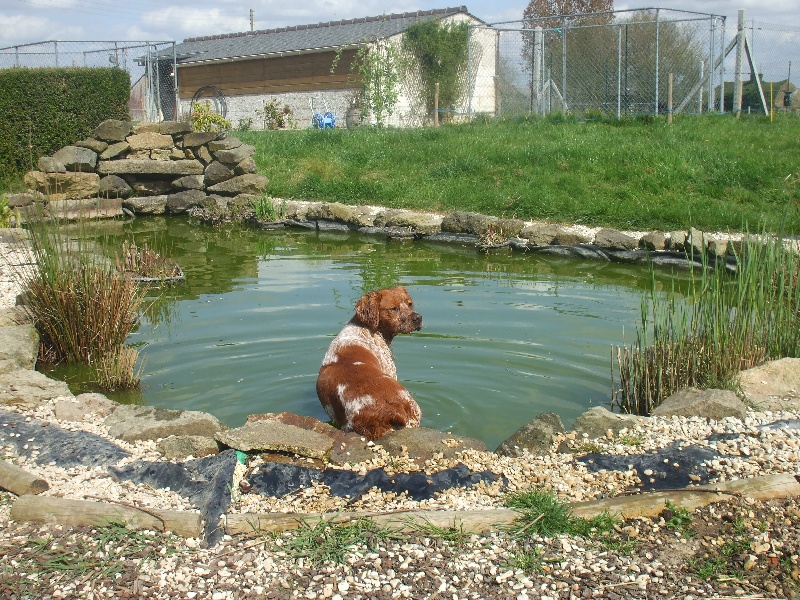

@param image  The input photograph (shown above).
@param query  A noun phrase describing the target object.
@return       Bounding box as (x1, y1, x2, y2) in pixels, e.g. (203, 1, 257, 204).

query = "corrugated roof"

(173, 6, 472, 64)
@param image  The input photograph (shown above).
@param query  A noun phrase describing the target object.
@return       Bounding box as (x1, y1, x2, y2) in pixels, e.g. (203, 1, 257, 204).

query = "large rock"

(377, 427, 487, 462)
(234, 156, 258, 175)
(183, 131, 223, 147)
(167, 189, 207, 214)
(104, 405, 224, 442)
(208, 137, 243, 152)
(214, 420, 334, 459)
(52, 145, 97, 172)
(162, 121, 194, 135)
(570, 406, 646, 439)
(204, 161, 235, 186)
(640, 231, 670, 251)
(0, 307, 28, 327)
(54, 392, 117, 422)
(213, 144, 255, 165)
(98, 159, 203, 176)
(651, 387, 747, 420)
(122, 195, 168, 215)
(0, 324, 39, 369)
(157, 435, 221, 459)
(520, 224, 591, 247)
(98, 175, 132, 199)
(94, 119, 132, 142)
(593, 228, 639, 250)
(99, 141, 130, 160)
(47, 198, 123, 220)
(75, 138, 109, 153)
(738, 358, 800, 411)
(126, 132, 174, 151)
(0, 369, 72, 408)
(495, 412, 565, 457)
(375, 209, 442, 234)
(24, 171, 100, 200)
(441, 211, 497, 235)
(306, 202, 375, 228)
(172, 174, 205, 190)
(207, 174, 268, 196)
(38, 156, 66, 173)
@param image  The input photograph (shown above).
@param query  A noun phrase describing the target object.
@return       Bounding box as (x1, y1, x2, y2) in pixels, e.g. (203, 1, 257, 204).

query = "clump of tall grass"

(613, 233, 800, 415)
(116, 240, 181, 280)
(96, 345, 145, 391)
(12, 220, 146, 389)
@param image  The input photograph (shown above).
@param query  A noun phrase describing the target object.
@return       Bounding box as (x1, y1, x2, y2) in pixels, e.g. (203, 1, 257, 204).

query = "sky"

(0, 0, 798, 48)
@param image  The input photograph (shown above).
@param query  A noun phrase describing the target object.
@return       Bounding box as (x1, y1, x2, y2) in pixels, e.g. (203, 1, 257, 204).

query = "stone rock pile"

(8, 119, 268, 221)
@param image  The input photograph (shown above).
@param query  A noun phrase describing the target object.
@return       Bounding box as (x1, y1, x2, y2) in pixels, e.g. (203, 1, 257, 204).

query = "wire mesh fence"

(0, 40, 178, 122)
(466, 8, 800, 119)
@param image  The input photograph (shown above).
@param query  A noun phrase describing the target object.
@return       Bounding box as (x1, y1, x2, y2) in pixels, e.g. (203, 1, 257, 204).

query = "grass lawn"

(237, 113, 800, 234)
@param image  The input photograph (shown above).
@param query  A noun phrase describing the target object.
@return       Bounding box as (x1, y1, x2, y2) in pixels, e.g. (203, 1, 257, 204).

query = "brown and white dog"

(316, 286, 422, 440)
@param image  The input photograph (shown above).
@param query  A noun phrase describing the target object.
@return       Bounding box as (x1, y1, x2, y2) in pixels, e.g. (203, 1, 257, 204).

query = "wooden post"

(0, 460, 49, 495)
(667, 73, 673, 124)
(434, 82, 440, 127)
(733, 9, 746, 118)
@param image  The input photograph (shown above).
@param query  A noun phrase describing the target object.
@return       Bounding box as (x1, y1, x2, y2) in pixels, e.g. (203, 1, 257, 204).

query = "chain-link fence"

(468, 7, 797, 120)
(0, 40, 178, 122)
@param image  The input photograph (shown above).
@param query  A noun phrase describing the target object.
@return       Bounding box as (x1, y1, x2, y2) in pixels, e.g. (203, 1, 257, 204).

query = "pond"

(45, 217, 676, 450)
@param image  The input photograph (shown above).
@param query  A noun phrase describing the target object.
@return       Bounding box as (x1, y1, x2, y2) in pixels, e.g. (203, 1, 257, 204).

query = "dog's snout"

(411, 312, 422, 330)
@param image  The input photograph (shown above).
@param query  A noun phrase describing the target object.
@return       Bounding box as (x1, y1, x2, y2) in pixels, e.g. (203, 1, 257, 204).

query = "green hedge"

(0, 67, 130, 175)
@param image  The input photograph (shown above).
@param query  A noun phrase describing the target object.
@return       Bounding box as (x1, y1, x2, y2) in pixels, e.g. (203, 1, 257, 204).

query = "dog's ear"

(355, 291, 381, 331)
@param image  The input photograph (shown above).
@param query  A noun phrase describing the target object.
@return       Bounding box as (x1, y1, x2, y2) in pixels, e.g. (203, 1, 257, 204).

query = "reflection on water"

(44, 217, 682, 449)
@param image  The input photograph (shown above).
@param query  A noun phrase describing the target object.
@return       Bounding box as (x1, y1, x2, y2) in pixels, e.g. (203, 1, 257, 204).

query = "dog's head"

(355, 286, 422, 340)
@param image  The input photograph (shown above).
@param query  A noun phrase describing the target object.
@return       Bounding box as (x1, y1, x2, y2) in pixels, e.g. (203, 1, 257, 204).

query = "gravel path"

(1, 234, 799, 600)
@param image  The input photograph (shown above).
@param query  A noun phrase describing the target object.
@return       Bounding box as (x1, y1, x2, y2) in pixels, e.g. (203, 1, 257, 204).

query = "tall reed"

(15, 220, 146, 373)
(613, 234, 800, 415)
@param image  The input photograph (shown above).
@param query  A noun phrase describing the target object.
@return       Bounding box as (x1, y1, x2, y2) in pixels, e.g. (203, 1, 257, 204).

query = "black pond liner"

(245, 461, 505, 502)
(576, 440, 720, 491)
(109, 451, 238, 546)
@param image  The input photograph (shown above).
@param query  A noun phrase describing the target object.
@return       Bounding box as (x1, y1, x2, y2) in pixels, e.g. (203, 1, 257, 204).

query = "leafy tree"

(332, 37, 403, 127)
(523, 0, 614, 27)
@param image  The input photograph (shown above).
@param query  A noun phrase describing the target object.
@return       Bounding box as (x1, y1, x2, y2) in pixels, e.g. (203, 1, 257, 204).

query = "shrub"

(191, 100, 231, 132)
(255, 99, 295, 130)
(0, 67, 129, 176)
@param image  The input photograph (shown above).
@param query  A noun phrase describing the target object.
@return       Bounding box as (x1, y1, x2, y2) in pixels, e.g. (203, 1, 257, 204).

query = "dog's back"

(316, 287, 422, 440)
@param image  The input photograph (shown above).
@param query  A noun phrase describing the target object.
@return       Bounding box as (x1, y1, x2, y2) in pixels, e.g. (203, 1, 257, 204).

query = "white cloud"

(0, 13, 83, 46)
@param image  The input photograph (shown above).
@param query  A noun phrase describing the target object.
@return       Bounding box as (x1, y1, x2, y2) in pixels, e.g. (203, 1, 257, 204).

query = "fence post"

(698, 61, 704, 114)
(532, 26, 543, 115)
(617, 25, 622, 119)
(667, 73, 673, 123)
(434, 82, 439, 126)
(654, 9, 660, 116)
(733, 9, 746, 118)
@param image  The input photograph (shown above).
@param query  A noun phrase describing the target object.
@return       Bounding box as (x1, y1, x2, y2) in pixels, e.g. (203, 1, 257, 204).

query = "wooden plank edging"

(0, 459, 49, 495)
(10, 495, 204, 538)
(224, 473, 800, 537)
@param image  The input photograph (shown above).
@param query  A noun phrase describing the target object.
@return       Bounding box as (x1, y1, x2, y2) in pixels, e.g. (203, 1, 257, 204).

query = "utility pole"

(250, 9, 254, 32)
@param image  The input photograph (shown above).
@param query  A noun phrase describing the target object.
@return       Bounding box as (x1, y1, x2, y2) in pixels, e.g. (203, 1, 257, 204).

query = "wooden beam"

(0, 460, 49, 495)
(10, 496, 204, 538)
(224, 473, 800, 537)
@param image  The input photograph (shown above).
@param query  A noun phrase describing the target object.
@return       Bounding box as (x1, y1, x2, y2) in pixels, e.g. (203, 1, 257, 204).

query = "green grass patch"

(238, 114, 800, 234)
(275, 517, 402, 565)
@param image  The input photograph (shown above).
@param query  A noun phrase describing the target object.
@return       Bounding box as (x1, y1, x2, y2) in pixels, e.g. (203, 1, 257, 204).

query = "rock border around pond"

(7, 119, 756, 273)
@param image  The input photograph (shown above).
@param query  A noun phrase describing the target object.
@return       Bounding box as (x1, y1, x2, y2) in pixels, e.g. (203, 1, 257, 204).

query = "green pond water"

(44, 217, 677, 450)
